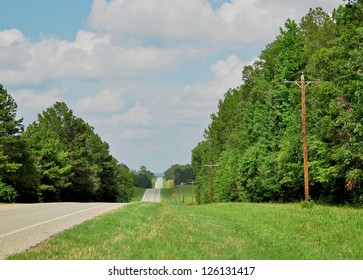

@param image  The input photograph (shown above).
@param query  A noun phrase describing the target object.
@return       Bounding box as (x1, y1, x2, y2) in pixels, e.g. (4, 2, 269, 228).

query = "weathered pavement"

(0, 202, 126, 259)
(141, 177, 162, 203)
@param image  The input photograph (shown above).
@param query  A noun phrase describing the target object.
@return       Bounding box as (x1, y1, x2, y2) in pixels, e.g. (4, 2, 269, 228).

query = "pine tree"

(0, 84, 40, 202)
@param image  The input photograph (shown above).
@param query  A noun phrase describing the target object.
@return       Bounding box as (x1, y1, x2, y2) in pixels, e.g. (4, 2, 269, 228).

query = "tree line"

(133, 165, 154, 189)
(192, 1, 363, 205)
(163, 164, 195, 186)
(0, 86, 153, 203)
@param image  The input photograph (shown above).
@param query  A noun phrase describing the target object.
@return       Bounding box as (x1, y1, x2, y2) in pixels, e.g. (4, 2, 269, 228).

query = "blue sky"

(1, 0, 92, 40)
(0, 0, 342, 173)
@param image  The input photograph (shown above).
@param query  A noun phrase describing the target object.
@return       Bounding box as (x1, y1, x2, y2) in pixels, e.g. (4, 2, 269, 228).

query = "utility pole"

(192, 180, 195, 204)
(182, 186, 185, 203)
(285, 73, 320, 201)
(205, 162, 219, 203)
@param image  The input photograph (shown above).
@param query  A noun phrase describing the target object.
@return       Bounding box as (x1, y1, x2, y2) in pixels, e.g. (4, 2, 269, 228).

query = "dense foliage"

(133, 165, 154, 188)
(0, 91, 135, 203)
(0, 85, 39, 202)
(192, 1, 363, 205)
(164, 164, 195, 185)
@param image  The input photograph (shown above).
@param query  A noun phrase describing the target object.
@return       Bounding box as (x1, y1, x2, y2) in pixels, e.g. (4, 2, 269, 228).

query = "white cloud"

(88, 0, 340, 47)
(0, 30, 106, 85)
(76, 88, 125, 113)
(92, 102, 152, 127)
(165, 54, 257, 130)
(118, 102, 152, 125)
(12, 88, 62, 110)
(145, 55, 250, 130)
(212, 55, 243, 78)
(0, 29, 26, 46)
(11, 88, 64, 124)
(0, 0, 341, 87)
(88, 0, 234, 44)
(0, 29, 181, 86)
(119, 128, 155, 141)
(186, 55, 247, 102)
(87, 0, 231, 46)
(88, 0, 223, 42)
(73, 30, 111, 53)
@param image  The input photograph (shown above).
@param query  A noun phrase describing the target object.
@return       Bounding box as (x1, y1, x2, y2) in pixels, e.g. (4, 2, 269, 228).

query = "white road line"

(0, 204, 105, 239)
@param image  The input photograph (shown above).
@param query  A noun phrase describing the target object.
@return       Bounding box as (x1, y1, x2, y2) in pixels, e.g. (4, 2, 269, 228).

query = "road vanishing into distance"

(141, 177, 162, 203)
(0, 202, 126, 259)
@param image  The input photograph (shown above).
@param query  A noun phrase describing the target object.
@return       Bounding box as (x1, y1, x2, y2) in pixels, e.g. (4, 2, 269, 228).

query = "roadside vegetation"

(0, 86, 155, 203)
(162, 177, 169, 189)
(192, 2, 363, 206)
(131, 187, 146, 202)
(161, 185, 195, 204)
(8, 185, 363, 260)
(163, 164, 195, 186)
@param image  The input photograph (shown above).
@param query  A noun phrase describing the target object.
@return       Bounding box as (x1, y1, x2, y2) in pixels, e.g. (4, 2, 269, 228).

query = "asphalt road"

(154, 177, 163, 189)
(0, 202, 126, 259)
(141, 177, 162, 203)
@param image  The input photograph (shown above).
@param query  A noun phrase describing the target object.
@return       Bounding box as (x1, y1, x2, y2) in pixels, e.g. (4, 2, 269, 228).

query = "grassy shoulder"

(8, 186, 363, 260)
(131, 187, 146, 202)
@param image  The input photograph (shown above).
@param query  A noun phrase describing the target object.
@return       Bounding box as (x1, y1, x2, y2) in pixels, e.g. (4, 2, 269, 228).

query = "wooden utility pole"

(181, 184, 185, 204)
(285, 73, 320, 201)
(205, 162, 219, 203)
(192, 180, 194, 204)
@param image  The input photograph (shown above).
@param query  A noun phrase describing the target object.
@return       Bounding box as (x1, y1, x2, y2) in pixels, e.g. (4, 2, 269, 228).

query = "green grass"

(161, 185, 195, 204)
(7, 187, 363, 260)
(162, 177, 169, 189)
(151, 177, 156, 188)
(131, 187, 146, 202)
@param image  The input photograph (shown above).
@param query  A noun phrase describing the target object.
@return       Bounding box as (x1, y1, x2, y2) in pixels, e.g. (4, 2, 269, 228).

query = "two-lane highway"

(0, 202, 126, 259)
(141, 177, 162, 202)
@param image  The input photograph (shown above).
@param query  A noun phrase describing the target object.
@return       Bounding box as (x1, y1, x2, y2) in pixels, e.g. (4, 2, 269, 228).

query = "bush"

(0, 183, 18, 203)
(39, 184, 57, 202)
(301, 198, 315, 209)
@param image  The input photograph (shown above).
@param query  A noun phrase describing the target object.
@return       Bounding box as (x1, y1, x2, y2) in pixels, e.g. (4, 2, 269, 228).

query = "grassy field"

(160, 185, 193, 203)
(8, 186, 363, 260)
(131, 187, 146, 202)
(162, 177, 169, 188)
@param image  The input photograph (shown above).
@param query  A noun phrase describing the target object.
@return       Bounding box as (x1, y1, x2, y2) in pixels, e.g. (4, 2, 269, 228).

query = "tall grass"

(161, 185, 195, 204)
(131, 187, 146, 202)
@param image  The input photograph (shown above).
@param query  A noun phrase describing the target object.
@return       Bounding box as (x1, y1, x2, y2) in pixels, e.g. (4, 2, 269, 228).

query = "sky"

(0, 0, 342, 173)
